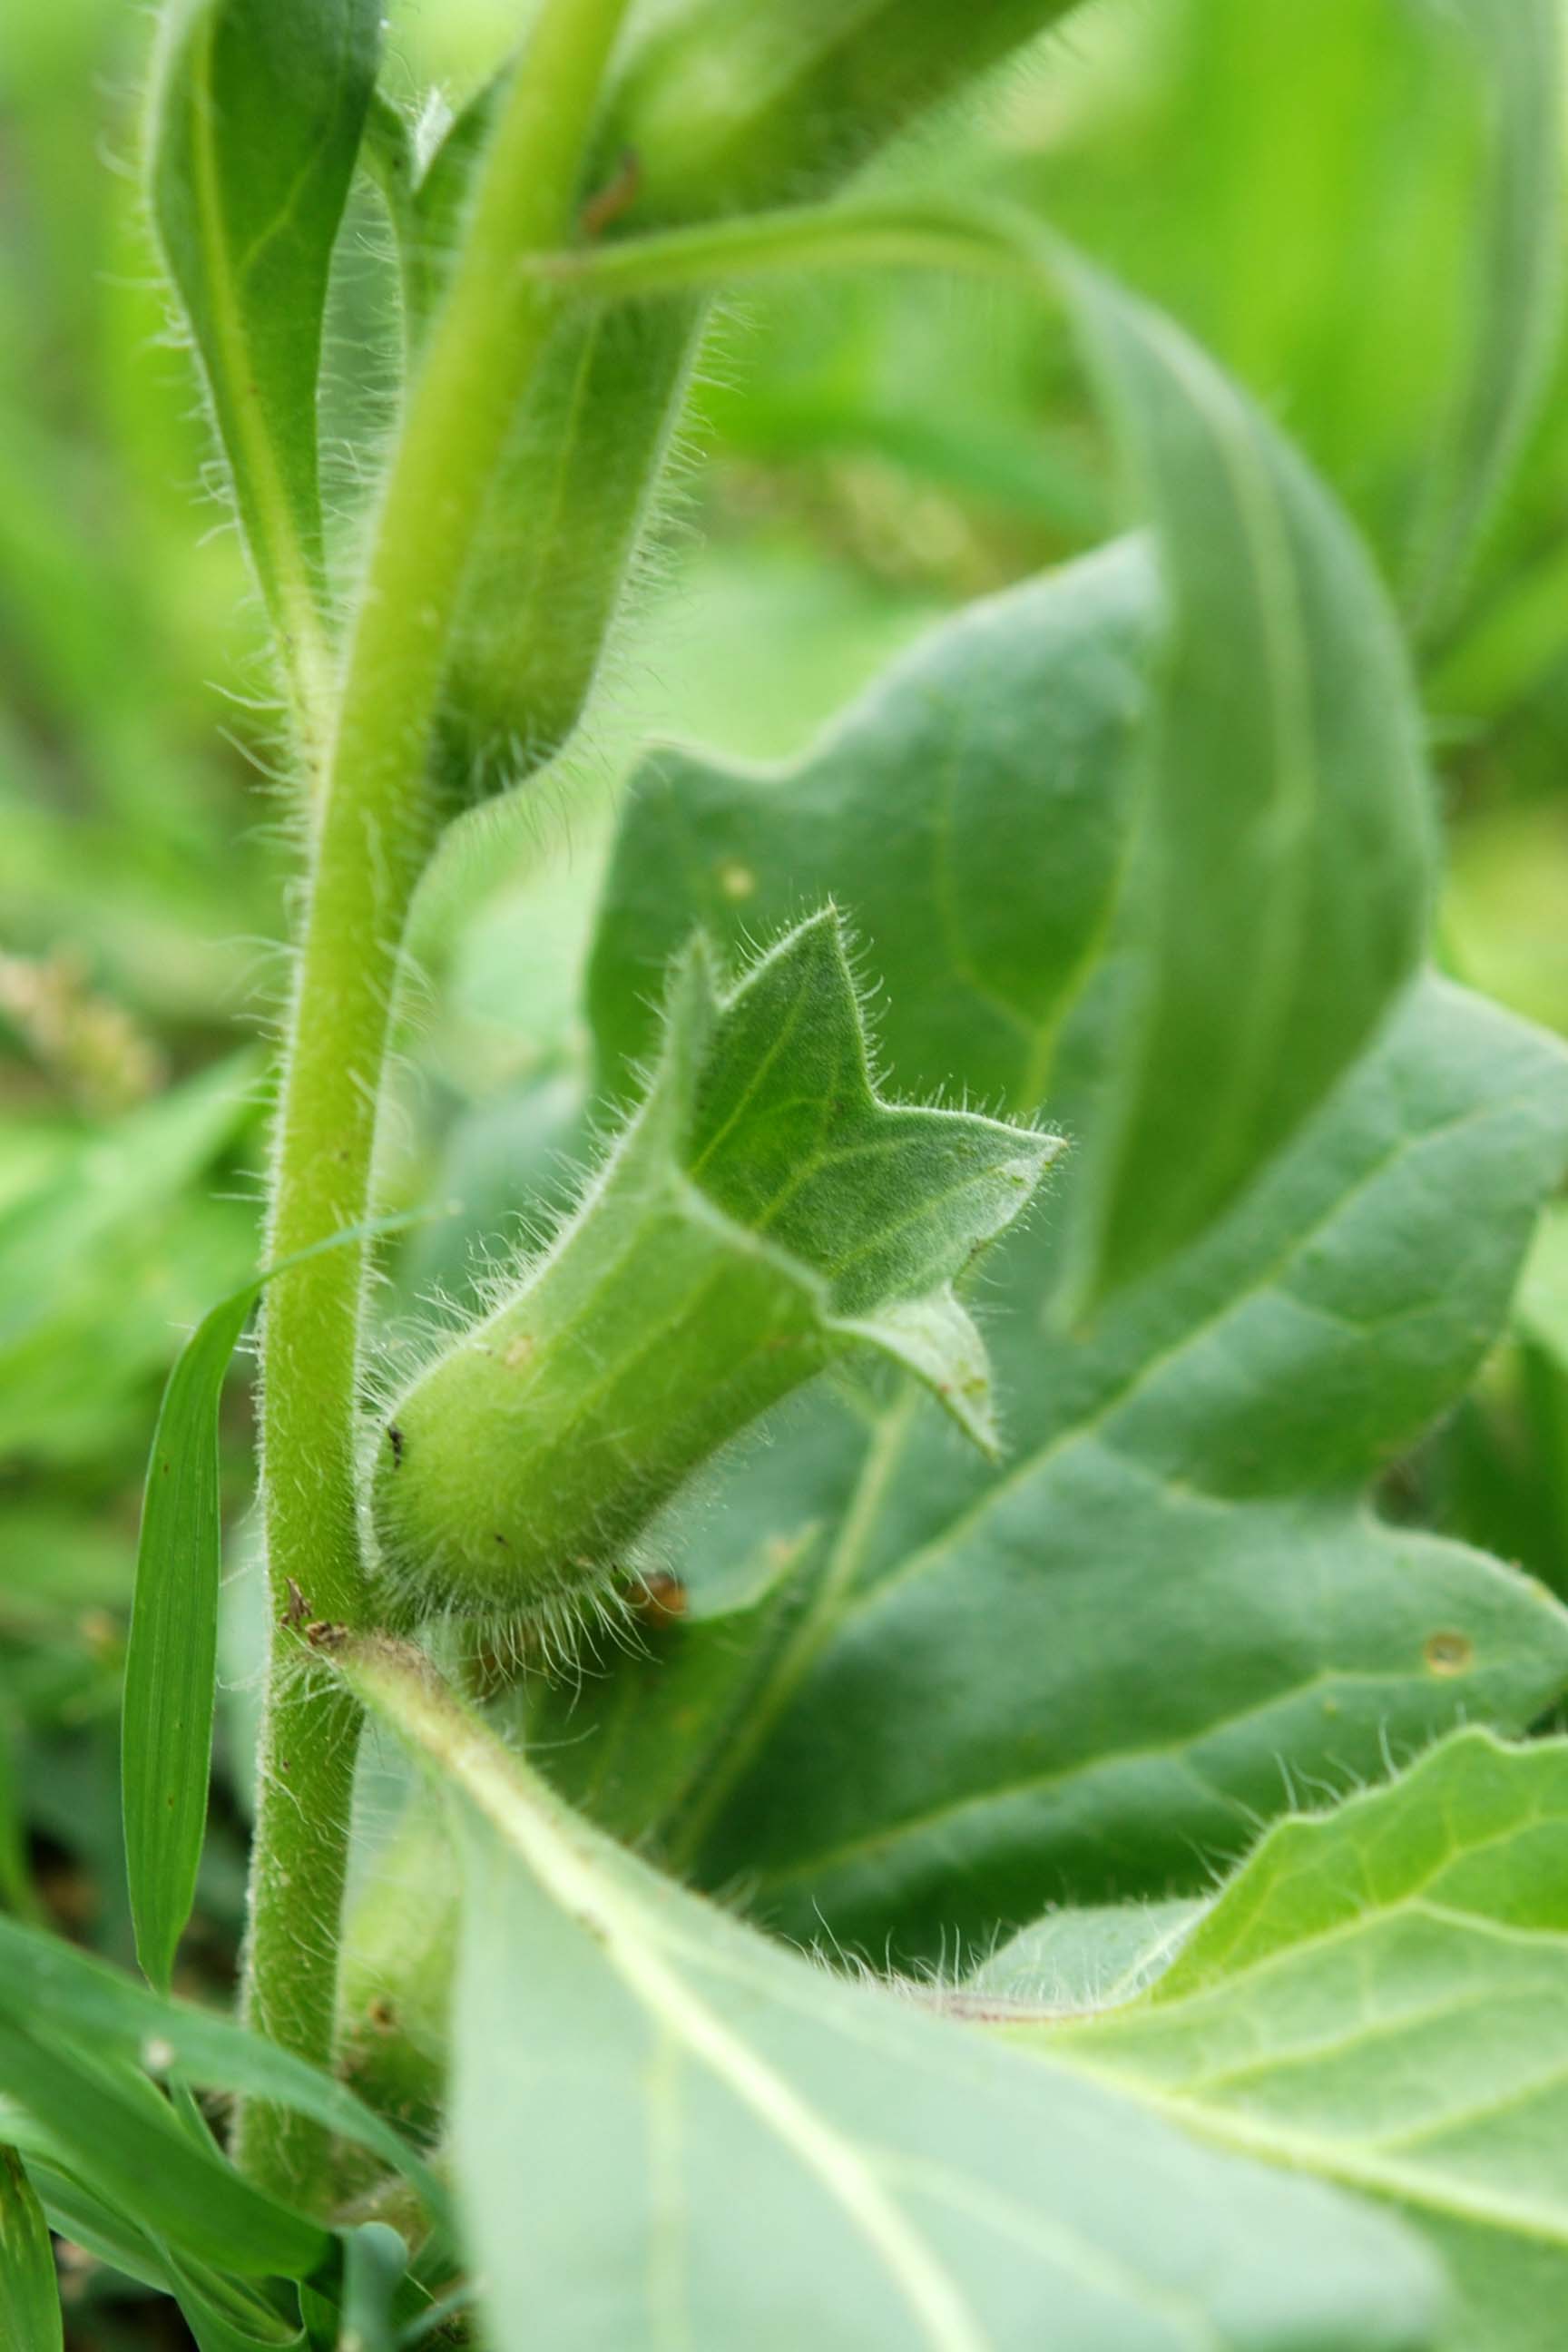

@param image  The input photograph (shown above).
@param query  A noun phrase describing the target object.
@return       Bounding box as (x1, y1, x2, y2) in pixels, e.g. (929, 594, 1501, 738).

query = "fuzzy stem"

(237, 0, 634, 2210)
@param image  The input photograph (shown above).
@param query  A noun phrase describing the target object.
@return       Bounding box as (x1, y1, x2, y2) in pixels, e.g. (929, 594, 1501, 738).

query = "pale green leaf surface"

(1044, 1732, 1568, 2351)
(372, 911, 1055, 1613)
(150, 0, 380, 710)
(547, 557, 1568, 1963)
(356, 1642, 1445, 2352)
(0, 2146, 61, 2352)
(965, 1901, 1204, 2013)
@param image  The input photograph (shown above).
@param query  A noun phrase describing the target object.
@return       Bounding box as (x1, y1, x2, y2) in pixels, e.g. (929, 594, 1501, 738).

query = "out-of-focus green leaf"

(0, 1908, 447, 2230)
(1058, 250, 1435, 1298)
(0, 2145, 61, 2352)
(1410, 0, 1563, 628)
(373, 910, 1057, 1617)
(352, 1639, 1444, 2352)
(0, 1057, 259, 1469)
(122, 1278, 257, 1991)
(339, 2223, 408, 2352)
(148, 0, 382, 731)
(1041, 1732, 1568, 2350)
(0, 2009, 322, 2278)
(552, 553, 1568, 1964)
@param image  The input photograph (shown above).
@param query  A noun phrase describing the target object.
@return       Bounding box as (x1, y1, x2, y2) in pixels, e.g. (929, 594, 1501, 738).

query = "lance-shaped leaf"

(1411, 0, 1564, 625)
(1029, 1732, 1568, 2352)
(539, 554, 1568, 1964)
(149, 0, 381, 730)
(0, 2146, 60, 2352)
(0, 1911, 446, 2309)
(347, 1638, 1444, 2352)
(372, 910, 1057, 1622)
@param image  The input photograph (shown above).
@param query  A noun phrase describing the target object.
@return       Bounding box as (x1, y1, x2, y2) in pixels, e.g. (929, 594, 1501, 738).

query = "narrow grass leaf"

(0, 2009, 323, 2278)
(123, 1209, 436, 1995)
(0, 1911, 448, 2232)
(0, 2146, 61, 2352)
(123, 1280, 257, 1992)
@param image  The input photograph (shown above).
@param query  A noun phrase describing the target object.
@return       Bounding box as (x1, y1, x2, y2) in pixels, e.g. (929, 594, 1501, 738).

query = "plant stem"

(238, 0, 634, 2210)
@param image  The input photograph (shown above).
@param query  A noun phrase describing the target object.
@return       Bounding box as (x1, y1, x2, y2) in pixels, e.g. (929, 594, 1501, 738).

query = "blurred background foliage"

(4, 0, 1568, 2332)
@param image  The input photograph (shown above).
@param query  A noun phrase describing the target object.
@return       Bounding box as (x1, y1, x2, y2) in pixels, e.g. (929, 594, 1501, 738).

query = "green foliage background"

(5, 1, 1568, 2340)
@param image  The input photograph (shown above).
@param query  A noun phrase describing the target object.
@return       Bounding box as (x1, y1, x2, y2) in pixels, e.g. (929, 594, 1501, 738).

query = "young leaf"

(371, 910, 1057, 1622)
(148, 0, 382, 732)
(1042, 1731, 1568, 2350)
(547, 558, 1568, 1962)
(0, 2146, 61, 2352)
(963, 1901, 1205, 2014)
(350, 1639, 1445, 2352)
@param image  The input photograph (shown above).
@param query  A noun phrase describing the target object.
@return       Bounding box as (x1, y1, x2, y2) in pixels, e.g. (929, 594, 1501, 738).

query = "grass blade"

(0, 1910, 449, 2230)
(122, 1280, 258, 1992)
(122, 1210, 434, 1994)
(0, 2145, 62, 2352)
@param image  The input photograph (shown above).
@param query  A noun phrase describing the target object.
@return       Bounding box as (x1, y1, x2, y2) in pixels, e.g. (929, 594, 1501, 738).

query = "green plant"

(4, 0, 1568, 2345)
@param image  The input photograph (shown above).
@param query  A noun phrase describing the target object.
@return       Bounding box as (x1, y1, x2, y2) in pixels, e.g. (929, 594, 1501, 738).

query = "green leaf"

(122, 1281, 257, 1992)
(965, 1901, 1204, 2013)
(372, 910, 1056, 1622)
(1410, 0, 1564, 628)
(122, 1209, 428, 1994)
(352, 1639, 1445, 2352)
(587, 211, 1438, 1303)
(549, 558, 1568, 1963)
(148, 0, 382, 728)
(0, 1055, 258, 1467)
(0, 2009, 322, 2278)
(0, 1913, 447, 2230)
(1057, 251, 1436, 1298)
(1041, 1731, 1568, 2350)
(0, 2145, 61, 2352)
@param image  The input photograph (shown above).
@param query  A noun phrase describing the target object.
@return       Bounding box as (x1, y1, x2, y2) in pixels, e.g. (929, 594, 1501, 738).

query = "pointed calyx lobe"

(371, 910, 1057, 1621)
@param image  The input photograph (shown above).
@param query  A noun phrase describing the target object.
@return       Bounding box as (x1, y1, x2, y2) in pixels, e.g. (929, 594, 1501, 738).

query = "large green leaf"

(149, 0, 381, 729)
(352, 1638, 1444, 2352)
(588, 225, 1438, 1304)
(0, 2145, 60, 2352)
(542, 556, 1568, 1964)
(1034, 1731, 1568, 2352)
(372, 910, 1055, 1622)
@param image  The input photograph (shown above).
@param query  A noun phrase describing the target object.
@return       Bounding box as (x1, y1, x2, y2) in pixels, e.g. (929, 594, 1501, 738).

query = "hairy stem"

(238, 0, 634, 2209)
